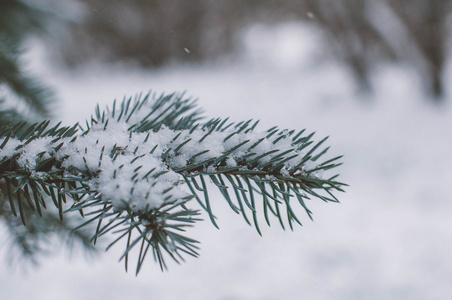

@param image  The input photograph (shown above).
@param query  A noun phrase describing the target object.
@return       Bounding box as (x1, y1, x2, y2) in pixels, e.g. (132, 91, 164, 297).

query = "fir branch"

(0, 35, 54, 120)
(0, 181, 97, 265)
(0, 92, 347, 273)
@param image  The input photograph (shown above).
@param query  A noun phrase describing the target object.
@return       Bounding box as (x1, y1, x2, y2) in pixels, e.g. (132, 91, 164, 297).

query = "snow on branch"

(0, 92, 346, 272)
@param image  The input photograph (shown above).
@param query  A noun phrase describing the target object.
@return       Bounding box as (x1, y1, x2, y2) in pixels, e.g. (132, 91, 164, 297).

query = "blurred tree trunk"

(388, 0, 449, 100)
(297, 0, 449, 101)
(301, 0, 397, 94)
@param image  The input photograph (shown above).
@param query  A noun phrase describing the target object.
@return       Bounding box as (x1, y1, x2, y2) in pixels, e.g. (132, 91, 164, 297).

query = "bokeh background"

(1, 1, 451, 299)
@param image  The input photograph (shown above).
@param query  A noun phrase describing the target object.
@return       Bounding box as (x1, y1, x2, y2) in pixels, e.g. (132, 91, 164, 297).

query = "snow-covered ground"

(1, 22, 452, 300)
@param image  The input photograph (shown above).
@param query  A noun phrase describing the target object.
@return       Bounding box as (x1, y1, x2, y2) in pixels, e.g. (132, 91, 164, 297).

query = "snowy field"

(1, 23, 452, 299)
